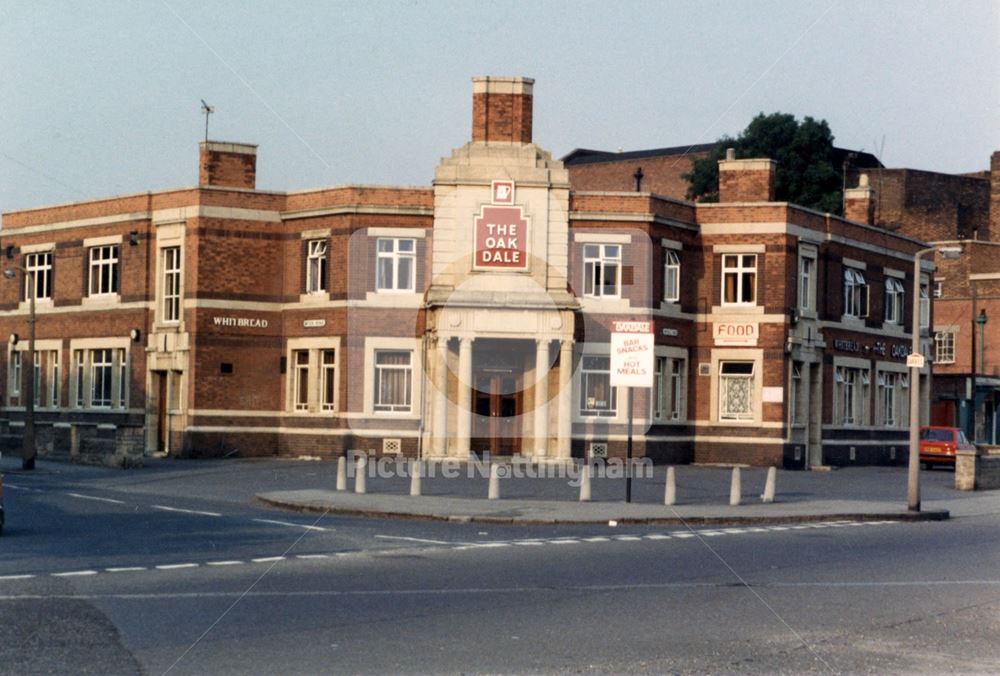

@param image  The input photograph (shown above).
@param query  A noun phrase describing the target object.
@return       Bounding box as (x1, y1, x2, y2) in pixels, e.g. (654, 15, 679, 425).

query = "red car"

(919, 426, 975, 469)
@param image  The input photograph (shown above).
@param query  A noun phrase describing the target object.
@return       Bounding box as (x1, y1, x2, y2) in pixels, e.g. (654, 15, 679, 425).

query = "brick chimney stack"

(843, 173, 876, 225)
(990, 150, 1000, 241)
(471, 76, 533, 144)
(199, 141, 257, 190)
(717, 148, 776, 202)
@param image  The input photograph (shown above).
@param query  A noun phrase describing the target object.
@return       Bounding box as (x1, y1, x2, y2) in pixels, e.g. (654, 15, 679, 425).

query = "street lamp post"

(4, 266, 36, 470)
(908, 246, 962, 511)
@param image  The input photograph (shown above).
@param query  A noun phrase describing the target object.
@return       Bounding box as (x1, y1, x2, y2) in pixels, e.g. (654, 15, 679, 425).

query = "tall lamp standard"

(908, 245, 962, 511)
(3, 265, 36, 470)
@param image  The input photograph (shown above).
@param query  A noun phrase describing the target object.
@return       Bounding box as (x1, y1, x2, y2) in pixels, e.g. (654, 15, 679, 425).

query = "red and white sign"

(713, 322, 758, 346)
(491, 180, 515, 204)
(610, 320, 654, 388)
(474, 205, 528, 269)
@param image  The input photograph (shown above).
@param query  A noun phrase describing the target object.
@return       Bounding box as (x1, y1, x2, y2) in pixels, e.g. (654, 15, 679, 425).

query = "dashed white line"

(549, 539, 579, 545)
(644, 534, 672, 540)
(373, 535, 446, 544)
(106, 567, 147, 573)
(254, 518, 328, 532)
(252, 556, 286, 563)
(152, 505, 222, 517)
(52, 570, 98, 577)
(206, 560, 244, 567)
(583, 537, 610, 542)
(156, 563, 199, 570)
(0, 574, 36, 581)
(67, 492, 126, 505)
(295, 554, 330, 560)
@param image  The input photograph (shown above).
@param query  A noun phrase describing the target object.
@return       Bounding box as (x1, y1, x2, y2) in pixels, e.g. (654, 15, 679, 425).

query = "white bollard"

(664, 466, 676, 506)
(579, 462, 591, 502)
(410, 459, 422, 497)
(761, 466, 776, 503)
(729, 467, 741, 506)
(488, 463, 501, 500)
(336, 455, 347, 491)
(355, 455, 367, 494)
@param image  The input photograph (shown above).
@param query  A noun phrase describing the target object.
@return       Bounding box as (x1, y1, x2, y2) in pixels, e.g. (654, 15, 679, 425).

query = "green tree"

(684, 112, 843, 215)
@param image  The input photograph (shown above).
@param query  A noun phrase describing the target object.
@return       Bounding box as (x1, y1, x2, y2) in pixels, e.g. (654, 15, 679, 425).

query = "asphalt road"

(2, 459, 998, 674)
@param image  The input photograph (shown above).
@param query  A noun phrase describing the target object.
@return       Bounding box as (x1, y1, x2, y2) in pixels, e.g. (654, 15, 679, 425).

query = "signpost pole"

(626, 386, 633, 503)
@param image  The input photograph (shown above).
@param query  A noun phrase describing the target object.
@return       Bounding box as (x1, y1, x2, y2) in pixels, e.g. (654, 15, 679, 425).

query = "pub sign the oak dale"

(474, 180, 528, 269)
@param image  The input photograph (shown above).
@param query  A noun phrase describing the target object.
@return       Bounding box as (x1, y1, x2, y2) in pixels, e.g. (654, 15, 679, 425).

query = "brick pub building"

(0, 77, 934, 467)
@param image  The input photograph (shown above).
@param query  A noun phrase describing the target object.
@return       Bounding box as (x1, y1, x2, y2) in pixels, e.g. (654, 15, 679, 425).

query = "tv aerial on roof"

(200, 99, 215, 143)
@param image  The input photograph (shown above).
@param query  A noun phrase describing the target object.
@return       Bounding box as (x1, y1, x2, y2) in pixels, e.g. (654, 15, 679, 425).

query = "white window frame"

(24, 251, 53, 302)
(68, 339, 129, 409)
(285, 339, 340, 414)
(320, 349, 337, 412)
(721, 254, 757, 306)
(376, 238, 416, 293)
(161, 246, 182, 323)
(583, 244, 621, 299)
(90, 348, 114, 408)
(798, 248, 816, 314)
(919, 280, 930, 330)
(932, 281, 943, 298)
(843, 268, 869, 318)
(790, 363, 802, 424)
(877, 371, 897, 426)
(292, 350, 310, 411)
(663, 248, 680, 303)
(934, 330, 956, 363)
(884, 277, 904, 325)
(88, 244, 120, 297)
(48, 349, 60, 408)
(306, 239, 328, 295)
(373, 350, 413, 413)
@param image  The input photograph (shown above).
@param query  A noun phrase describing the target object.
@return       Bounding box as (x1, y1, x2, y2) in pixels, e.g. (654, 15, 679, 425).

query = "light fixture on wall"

(9, 333, 18, 345)
(129, 328, 141, 342)
(129, 231, 139, 246)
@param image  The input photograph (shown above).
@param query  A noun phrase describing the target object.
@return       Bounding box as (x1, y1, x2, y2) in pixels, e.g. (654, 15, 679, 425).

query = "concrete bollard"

(336, 455, 347, 491)
(410, 459, 422, 496)
(761, 466, 776, 503)
(488, 463, 501, 500)
(664, 466, 676, 506)
(579, 462, 592, 502)
(729, 467, 741, 506)
(355, 455, 367, 494)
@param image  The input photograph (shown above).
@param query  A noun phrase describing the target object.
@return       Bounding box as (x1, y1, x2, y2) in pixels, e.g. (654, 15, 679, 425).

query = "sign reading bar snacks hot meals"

(610, 320, 654, 388)
(474, 180, 528, 269)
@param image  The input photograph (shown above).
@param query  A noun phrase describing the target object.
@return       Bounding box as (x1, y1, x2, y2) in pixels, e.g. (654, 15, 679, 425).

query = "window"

(376, 238, 415, 292)
(719, 361, 754, 420)
(33, 352, 40, 406)
(934, 331, 956, 363)
(583, 244, 621, 298)
(306, 240, 327, 294)
(48, 350, 59, 407)
(932, 281, 943, 298)
(74, 350, 84, 407)
(919, 282, 930, 330)
(580, 355, 616, 417)
(293, 351, 309, 411)
(835, 366, 871, 425)
(884, 277, 904, 324)
(162, 247, 181, 322)
(663, 249, 680, 302)
(373, 350, 412, 412)
(669, 359, 683, 421)
(91, 348, 114, 408)
(654, 356, 686, 421)
(10, 351, 21, 396)
(722, 254, 757, 305)
(117, 348, 127, 409)
(321, 350, 336, 411)
(88, 245, 119, 297)
(23, 251, 53, 301)
(790, 363, 802, 424)
(843, 268, 868, 318)
(877, 372, 897, 426)
(798, 254, 814, 312)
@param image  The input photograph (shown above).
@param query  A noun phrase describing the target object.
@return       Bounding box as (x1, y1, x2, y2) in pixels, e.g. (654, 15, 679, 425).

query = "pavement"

(253, 459, 998, 525)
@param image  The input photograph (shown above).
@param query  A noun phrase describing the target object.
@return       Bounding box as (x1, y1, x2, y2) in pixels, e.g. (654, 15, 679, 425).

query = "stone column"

(432, 337, 449, 457)
(533, 339, 550, 458)
(456, 337, 473, 457)
(556, 339, 574, 458)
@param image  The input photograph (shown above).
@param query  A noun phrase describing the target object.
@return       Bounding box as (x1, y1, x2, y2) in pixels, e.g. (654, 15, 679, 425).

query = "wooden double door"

(472, 372, 521, 456)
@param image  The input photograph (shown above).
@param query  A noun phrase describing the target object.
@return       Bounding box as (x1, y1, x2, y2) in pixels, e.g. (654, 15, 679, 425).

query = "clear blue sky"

(2, 0, 997, 212)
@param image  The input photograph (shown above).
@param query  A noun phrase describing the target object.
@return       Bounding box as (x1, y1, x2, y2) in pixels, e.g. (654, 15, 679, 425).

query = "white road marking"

(152, 504, 222, 517)
(671, 532, 696, 538)
(155, 563, 199, 570)
(613, 535, 643, 541)
(374, 535, 448, 544)
(583, 537, 610, 542)
(206, 560, 244, 567)
(0, 574, 36, 581)
(52, 570, 98, 577)
(549, 539, 579, 545)
(252, 556, 286, 563)
(106, 567, 147, 573)
(513, 541, 545, 546)
(295, 554, 330, 560)
(644, 534, 672, 540)
(67, 492, 125, 505)
(253, 518, 328, 532)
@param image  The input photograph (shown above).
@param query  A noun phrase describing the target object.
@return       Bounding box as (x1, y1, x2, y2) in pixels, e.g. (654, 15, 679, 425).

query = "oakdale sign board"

(474, 180, 528, 270)
(610, 320, 654, 388)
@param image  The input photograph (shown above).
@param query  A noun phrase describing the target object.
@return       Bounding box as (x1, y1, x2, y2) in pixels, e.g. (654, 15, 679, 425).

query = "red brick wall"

(199, 147, 256, 190)
(472, 92, 532, 144)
